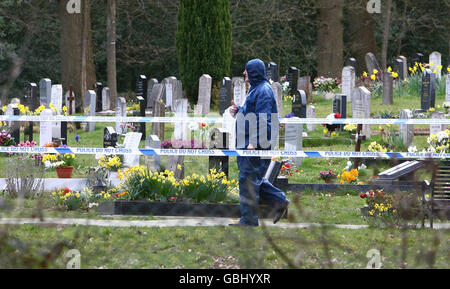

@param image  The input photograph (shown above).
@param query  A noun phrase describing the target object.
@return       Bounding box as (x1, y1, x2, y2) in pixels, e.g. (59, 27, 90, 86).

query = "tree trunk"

(381, 0, 392, 70)
(58, 0, 96, 112)
(107, 0, 117, 110)
(316, 0, 344, 78)
(345, 0, 378, 75)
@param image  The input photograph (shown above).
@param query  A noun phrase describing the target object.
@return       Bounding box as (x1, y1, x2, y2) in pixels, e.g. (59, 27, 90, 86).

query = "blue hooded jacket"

(236, 59, 279, 149)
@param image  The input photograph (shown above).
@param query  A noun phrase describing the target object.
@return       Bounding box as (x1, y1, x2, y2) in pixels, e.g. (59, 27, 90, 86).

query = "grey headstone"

(145, 135, 161, 171)
(271, 82, 283, 118)
(306, 105, 316, 131)
(198, 74, 212, 116)
(398, 56, 407, 79)
(352, 86, 371, 137)
(267, 62, 278, 82)
(399, 109, 414, 148)
(285, 118, 303, 165)
(382, 71, 393, 105)
(115, 97, 126, 135)
(341, 66, 355, 102)
(298, 76, 312, 103)
(365, 52, 380, 74)
(232, 77, 246, 107)
(39, 78, 52, 107)
(147, 78, 159, 109)
(151, 100, 165, 141)
(346, 58, 358, 76)
(87, 90, 96, 132)
(102, 87, 111, 111)
(430, 112, 446, 136)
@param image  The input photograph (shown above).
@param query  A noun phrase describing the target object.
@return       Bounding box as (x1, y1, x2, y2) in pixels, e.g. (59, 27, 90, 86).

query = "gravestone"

(412, 53, 424, 66)
(103, 126, 118, 148)
(95, 82, 103, 112)
(39, 109, 53, 146)
(421, 69, 436, 111)
(382, 71, 393, 105)
(167, 155, 185, 180)
(61, 121, 67, 145)
(152, 100, 165, 141)
(271, 82, 283, 118)
(5, 104, 20, 144)
(145, 135, 161, 171)
(346, 58, 358, 76)
(166, 77, 178, 110)
(399, 56, 408, 79)
(292, 90, 307, 118)
(365, 52, 380, 74)
(115, 97, 126, 135)
(446, 74, 450, 103)
(306, 105, 316, 131)
(173, 98, 189, 141)
(123, 132, 142, 168)
(25, 83, 38, 142)
(399, 109, 414, 148)
(285, 118, 303, 165)
(222, 108, 236, 149)
(430, 112, 446, 136)
(219, 77, 232, 116)
(147, 78, 158, 109)
(341, 66, 355, 102)
(176, 80, 183, 101)
(198, 74, 212, 116)
(137, 96, 146, 140)
(298, 76, 312, 104)
(150, 83, 164, 110)
(267, 62, 279, 82)
(429, 51, 442, 79)
(39, 78, 51, 107)
(86, 90, 96, 132)
(352, 86, 371, 137)
(51, 85, 63, 139)
(287, 67, 299, 96)
(102, 87, 110, 111)
(136, 75, 148, 108)
(394, 58, 405, 81)
(232, 77, 246, 107)
(333, 94, 347, 131)
(209, 128, 230, 177)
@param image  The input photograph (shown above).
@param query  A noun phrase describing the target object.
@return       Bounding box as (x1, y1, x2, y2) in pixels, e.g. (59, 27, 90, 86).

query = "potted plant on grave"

(318, 170, 337, 184)
(322, 113, 341, 136)
(42, 153, 77, 178)
(98, 154, 122, 179)
(312, 76, 340, 100)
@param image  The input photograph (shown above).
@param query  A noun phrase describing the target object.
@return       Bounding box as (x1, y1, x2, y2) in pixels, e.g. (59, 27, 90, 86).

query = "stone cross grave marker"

(39, 78, 51, 107)
(399, 109, 414, 149)
(198, 74, 212, 116)
(219, 77, 232, 116)
(352, 86, 371, 137)
(147, 78, 158, 109)
(341, 66, 355, 102)
(123, 132, 142, 168)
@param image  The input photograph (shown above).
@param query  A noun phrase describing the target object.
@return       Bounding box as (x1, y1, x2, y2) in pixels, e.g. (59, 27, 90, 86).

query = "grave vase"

(56, 166, 74, 179)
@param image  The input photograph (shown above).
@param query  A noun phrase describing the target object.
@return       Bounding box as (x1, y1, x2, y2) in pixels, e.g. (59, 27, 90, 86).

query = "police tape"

(0, 115, 449, 125)
(0, 146, 448, 159)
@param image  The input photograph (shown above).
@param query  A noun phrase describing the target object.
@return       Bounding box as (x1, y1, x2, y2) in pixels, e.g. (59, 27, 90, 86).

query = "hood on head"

(245, 59, 268, 87)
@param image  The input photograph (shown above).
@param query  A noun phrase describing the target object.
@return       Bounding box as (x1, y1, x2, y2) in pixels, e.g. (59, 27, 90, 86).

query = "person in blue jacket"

(229, 59, 290, 227)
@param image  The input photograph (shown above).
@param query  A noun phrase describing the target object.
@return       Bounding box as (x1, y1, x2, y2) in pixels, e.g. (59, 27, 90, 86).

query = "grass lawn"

(3, 224, 448, 269)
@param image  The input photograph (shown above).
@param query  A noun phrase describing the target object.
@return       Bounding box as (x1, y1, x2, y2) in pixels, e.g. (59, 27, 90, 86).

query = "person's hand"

(229, 100, 238, 116)
(247, 143, 255, 150)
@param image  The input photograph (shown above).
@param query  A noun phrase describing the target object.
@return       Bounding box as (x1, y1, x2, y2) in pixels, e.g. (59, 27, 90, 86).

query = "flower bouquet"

(322, 113, 341, 136)
(318, 170, 337, 183)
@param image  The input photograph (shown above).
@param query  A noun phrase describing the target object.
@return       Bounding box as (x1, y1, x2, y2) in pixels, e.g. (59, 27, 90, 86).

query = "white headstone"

(51, 85, 63, 139)
(429, 51, 442, 79)
(285, 118, 303, 164)
(39, 78, 51, 107)
(306, 105, 316, 131)
(102, 87, 110, 111)
(232, 77, 246, 107)
(446, 74, 450, 103)
(222, 108, 236, 149)
(86, 90, 96, 132)
(174, 99, 189, 141)
(399, 109, 414, 148)
(430, 112, 446, 136)
(123, 132, 142, 167)
(352, 87, 371, 137)
(198, 74, 212, 116)
(341, 66, 355, 102)
(165, 82, 173, 109)
(39, 109, 53, 146)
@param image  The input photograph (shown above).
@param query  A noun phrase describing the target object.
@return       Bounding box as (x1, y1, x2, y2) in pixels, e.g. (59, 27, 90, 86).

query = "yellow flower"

(370, 74, 376, 81)
(373, 69, 378, 74)
(363, 72, 368, 77)
(177, 164, 182, 170)
(392, 72, 398, 79)
(429, 62, 434, 67)
(447, 67, 450, 73)
(330, 131, 337, 137)
(323, 128, 329, 134)
(1, 106, 5, 112)
(387, 66, 392, 72)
